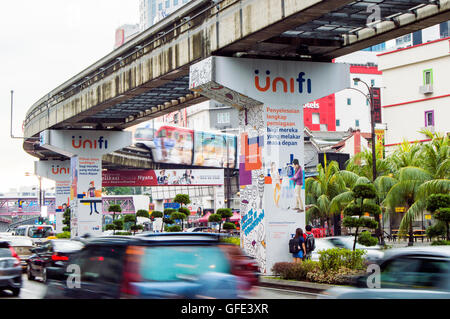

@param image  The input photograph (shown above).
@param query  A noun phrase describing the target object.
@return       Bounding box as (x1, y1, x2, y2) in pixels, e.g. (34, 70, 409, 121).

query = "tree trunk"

(408, 221, 414, 246)
(353, 225, 359, 251)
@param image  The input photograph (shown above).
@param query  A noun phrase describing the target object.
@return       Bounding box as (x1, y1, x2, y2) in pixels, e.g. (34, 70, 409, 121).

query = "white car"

(319, 236, 384, 262)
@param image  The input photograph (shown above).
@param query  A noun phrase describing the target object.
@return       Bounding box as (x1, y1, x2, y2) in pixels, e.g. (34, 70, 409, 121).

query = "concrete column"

(35, 160, 70, 233)
(39, 129, 131, 237)
(190, 56, 349, 274)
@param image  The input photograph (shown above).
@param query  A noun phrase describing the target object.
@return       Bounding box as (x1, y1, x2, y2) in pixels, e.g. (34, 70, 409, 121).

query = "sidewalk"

(259, 277, 340, 294)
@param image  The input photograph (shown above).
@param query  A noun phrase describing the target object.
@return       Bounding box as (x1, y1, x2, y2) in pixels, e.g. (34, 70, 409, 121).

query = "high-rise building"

(114, 24, 140, 49)
(140, 0, 192, 30)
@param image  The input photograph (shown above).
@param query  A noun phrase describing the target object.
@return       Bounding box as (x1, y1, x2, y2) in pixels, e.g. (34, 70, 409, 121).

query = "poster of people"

(102, 169, 224, 187)
(70, 156, 103, 237)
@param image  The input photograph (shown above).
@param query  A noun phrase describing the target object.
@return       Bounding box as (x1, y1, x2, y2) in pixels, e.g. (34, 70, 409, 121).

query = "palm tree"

(345, 149, 394, 181)
(305, 160, 346, 234)
(418, 130, 450, 180)
(383, 167, 433, 246)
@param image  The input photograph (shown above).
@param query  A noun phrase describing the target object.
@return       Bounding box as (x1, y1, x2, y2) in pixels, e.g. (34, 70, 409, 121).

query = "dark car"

(26, 239, 84, 283)
(44, 233, 247, 299)
(323, 246, 450, 299)
(0, 241, 22, 296)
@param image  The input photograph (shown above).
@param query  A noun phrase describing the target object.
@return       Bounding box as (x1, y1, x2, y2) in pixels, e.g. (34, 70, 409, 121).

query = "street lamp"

(352, 78, 377, 182)
(352, 78, 384, 246)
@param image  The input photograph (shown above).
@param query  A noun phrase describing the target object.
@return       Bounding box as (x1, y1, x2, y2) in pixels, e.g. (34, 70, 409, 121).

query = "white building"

(114, 24, 140, 49)
(334, 51, 383, 134)
(140, 0, 192, 30)
(378, 36, 450, 153)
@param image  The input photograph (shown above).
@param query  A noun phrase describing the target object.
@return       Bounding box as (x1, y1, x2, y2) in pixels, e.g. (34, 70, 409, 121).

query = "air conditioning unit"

(419, 84, 433, 94)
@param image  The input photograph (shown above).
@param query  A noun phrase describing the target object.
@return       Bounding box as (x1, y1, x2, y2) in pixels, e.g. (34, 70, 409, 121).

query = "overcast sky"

(0, 0, 139, 193)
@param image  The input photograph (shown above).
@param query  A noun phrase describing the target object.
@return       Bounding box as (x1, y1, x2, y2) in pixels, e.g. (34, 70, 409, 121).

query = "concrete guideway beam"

(22, 0, 450, 161)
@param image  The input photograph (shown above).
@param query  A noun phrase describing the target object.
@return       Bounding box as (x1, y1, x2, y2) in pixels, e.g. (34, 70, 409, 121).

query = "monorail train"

(132, 123, 238, 169)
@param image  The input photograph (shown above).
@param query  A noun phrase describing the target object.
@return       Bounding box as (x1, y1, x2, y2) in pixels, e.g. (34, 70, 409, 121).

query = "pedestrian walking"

(289, 228, 306, 264)
(304, 225, 316, 260)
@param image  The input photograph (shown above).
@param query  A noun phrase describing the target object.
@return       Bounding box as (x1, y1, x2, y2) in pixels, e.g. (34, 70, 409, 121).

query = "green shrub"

(271, 261, 320, 281)
(220, 237, 240, 246)
(124, 215, 136, 223)
(223, 222, 236, 230)
(306, 267, 364, 285)
(431, 240, 450, 246)
(151, 211, 163, 218)
(318, 248, 366, 272)
(174, 194, 191, 206)
(56, 232, 71, 239)
(113, 219, 124, 230)
(426, 222, 446, 239)
(105, 224, 115, 231)
(358, 231, 378, 247)
(426, 194, 450, 213)
(167, 225, 182, 232)
(178, 207, 191, 216)
(136, 210, 150, 218)
(115, 232, 132, 236)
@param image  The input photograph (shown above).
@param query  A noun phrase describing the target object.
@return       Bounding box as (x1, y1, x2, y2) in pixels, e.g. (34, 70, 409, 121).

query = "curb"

(259, 277, 340, 294)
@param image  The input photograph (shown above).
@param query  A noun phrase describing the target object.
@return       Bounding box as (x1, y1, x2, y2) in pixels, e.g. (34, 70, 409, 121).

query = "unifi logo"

(51, 165, 69, 175)
(254, 70, 312, 94)
(72, 136, 108, 149)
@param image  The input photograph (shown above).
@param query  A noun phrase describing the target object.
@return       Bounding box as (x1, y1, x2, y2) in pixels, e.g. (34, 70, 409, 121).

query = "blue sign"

(164, 203, 181, 210)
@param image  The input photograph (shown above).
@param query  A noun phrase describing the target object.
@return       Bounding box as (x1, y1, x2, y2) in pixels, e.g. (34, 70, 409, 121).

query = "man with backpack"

(303, 225, 316, 260)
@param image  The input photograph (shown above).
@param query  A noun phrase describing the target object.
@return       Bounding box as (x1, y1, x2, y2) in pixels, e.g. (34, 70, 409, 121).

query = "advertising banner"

(190, 57, 350, 275)
(375, 129, 385, 160)
(70, 155, 103, 237)
(102, 169, 224, 187)
(35, 160, 71, 233)
(372, 87, 382, 124)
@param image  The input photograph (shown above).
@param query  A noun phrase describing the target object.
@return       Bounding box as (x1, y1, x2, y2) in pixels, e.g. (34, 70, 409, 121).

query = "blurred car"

(0, 241, 22, 296)
(13, 225, 55, 245)
(310, 238, 336, 262)
(27, 239, 84, 283)
(4, 237, 34, 271)
(184, 227, 210, 232)
(45, 233, 248, 299)
(218, 243, 260, 291)
(320, 236, 384, 262)
(323, 246, 450, 299)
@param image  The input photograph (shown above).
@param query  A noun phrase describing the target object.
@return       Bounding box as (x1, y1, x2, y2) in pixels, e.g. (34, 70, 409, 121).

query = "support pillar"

(39, 129, 132, 237)
(190, 56, 349, 274)
(35, 160, 71, 233)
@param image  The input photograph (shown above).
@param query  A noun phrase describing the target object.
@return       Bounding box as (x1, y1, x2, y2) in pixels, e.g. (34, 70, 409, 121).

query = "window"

(354, 79, 358, 86)
(355, 120, 360, 127)
(336, 119, 340, 127)
(347, 98, 351, 105)
(173, 0, 179, 5)
(158, 3, 162, 10)
(139, 246, 230, 282)
(217, 112, 230, 124)
(371, 79, 375, 86)
(381, 256, 450, 290)
(423, 69, 433, 85)
(312, 113, 320, 125)
(165, 0, 170, 8)
(425, 110, 434, 127)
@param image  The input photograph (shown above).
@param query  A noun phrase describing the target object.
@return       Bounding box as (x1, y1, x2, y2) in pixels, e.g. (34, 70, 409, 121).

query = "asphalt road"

(0, 274, 47, 299)
(0, 276, 319, 299)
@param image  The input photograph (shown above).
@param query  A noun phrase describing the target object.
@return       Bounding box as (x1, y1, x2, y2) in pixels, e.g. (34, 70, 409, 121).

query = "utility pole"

(353, 78, 384, 246)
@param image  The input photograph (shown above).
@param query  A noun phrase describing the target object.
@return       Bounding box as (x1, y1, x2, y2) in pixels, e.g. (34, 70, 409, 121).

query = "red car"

(219, 244, 260, 291)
